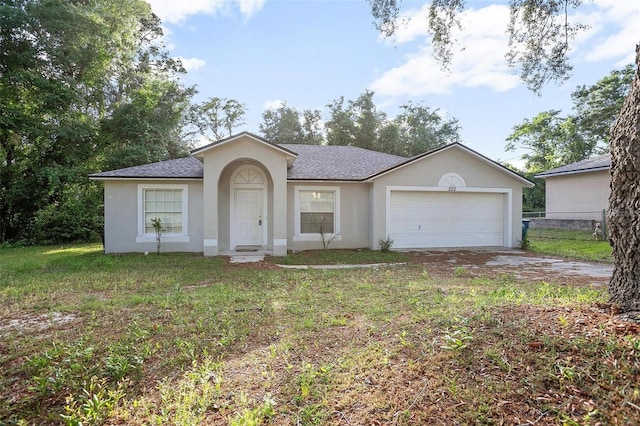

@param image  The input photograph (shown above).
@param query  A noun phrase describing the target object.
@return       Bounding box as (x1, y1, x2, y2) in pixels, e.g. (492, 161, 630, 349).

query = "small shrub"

(518, 235, 531, 250)
(150, 218, 164, 255)
(378, 236, 394, 253)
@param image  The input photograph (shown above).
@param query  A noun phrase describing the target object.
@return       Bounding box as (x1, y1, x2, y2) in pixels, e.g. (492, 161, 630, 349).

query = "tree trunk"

(607, 44, 640, 313)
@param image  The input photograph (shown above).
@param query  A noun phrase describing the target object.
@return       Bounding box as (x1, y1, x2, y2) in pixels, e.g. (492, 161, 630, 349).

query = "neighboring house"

(534, 154, 610, 221)
(89, 132, 533, 256)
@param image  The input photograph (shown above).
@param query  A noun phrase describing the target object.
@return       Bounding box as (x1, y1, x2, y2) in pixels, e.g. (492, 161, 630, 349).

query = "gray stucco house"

(535, 154, 610, 221)
(90, 132, 533, 256)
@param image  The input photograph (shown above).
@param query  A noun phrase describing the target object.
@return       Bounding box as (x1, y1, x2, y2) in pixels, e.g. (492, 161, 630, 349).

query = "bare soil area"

(402, 249, 612, 287)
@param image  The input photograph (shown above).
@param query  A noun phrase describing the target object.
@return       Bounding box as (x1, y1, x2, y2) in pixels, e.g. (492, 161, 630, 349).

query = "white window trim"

(136, 184, 190, 243)
(293, 185, 341, 242)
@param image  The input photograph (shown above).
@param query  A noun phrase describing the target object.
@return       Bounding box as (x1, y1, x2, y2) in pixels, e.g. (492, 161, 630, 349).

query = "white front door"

(234, 188, 264, 246)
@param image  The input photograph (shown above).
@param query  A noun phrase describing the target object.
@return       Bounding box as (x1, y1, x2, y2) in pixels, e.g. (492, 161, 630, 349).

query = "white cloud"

(580, 0, 640, 65)
(383, 3, 430, 44)
(146, 0, 266, 24)
(238, 0, 267, 21)
(371, 0, 639, 99)
(371, 4, 520, 97)
(177, 57, 206, 72)
(263, 99, 284, 111)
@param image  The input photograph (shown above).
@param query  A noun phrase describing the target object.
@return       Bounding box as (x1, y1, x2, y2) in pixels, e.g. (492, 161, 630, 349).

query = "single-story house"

(89, 132, 533, 256)
(534, 154, 610, 221)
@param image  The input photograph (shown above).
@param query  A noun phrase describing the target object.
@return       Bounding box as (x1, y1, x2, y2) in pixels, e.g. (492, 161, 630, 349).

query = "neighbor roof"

(89, 157, 204, 179)
(534, 154, 610, 179)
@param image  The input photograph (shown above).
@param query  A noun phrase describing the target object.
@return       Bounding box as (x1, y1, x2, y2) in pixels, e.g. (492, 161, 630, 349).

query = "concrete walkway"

(229, 254, 264, 263)
(276, 262, 406, 270)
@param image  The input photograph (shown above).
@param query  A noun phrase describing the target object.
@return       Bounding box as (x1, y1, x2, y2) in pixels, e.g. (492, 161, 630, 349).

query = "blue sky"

(146, 0, 639, 167)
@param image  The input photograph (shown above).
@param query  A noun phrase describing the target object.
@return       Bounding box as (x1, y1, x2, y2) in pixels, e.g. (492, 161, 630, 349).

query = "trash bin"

(522, 219, 530, 240)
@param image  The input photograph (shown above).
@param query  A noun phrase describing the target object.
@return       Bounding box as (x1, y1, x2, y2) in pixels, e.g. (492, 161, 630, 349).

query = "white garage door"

(389, 191, 505, 248)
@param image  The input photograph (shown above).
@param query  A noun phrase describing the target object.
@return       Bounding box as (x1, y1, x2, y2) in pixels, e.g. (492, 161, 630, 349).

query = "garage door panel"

(389, 191, 505, 248)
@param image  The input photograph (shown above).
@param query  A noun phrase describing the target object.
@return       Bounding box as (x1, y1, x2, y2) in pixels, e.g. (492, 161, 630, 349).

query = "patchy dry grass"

(1, 244, 638, 425)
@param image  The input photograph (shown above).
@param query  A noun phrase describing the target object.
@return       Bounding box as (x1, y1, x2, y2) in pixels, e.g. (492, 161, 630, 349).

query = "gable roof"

(281, 144, 406, 180)
(88, 138, 531, 185)
(367, 142, 534, 187)
(90, 143, 407, 181)
(534, 154, 610, 179)
(89, 157, 203, 179)
(191, 131, 298, 161)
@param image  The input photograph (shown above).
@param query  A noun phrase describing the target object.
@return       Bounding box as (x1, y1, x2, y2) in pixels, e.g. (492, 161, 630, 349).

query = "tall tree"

(396, 101, 461, 156)
(350, 90, 381, 150)
(0, 0, 192, 244)
(367, 0, 640, 314)
(377, 119, 402, 155)
(571, 64, 634, 152)
(198, 97, 246, 141)
(607, 48, 640, 314)
(100, 79, 196, 170)
(259, 103, 304, 144)
(301, 109, 324, 145)
(325, 96, 356, 146)
(508, 65, 633, 170)
(506, 110, 588, 173)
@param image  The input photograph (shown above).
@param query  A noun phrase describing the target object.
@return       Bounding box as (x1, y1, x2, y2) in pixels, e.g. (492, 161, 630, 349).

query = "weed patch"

(0, 244, 637, 424)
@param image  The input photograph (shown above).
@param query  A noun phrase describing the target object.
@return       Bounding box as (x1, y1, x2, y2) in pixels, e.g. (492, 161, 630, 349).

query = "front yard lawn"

(527, 228, 614, 262)
(1, 244, 637, 425)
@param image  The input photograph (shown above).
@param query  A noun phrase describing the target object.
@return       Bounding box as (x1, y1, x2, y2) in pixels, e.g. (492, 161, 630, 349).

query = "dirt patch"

(0, 311, 78, 336)
(260, 249, 613, 287)
(403, 249, 612, 287)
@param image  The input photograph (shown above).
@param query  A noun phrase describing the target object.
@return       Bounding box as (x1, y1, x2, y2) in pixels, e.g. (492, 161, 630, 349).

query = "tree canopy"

(369, 0, 587, 94)
(259, 91, 461, 156)
(0, 0, 194, 244)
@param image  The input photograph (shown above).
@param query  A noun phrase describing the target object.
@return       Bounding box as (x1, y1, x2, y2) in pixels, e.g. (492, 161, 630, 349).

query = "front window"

(300, 190, 335, 234)
(137, 184, 189, 243)
(144, 189, 183, 233)
(294, 186, 340, 241)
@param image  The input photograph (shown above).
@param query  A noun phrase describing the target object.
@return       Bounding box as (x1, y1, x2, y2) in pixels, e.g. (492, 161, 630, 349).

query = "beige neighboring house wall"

(103, 179, 204, 253)
(544, 170, 610, 220)
(535, 154, 611, 222)
(369, 145, 526, 249)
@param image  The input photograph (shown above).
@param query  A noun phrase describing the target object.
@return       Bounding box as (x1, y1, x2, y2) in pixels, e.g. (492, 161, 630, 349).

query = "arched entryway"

(229, 165, 268, 249)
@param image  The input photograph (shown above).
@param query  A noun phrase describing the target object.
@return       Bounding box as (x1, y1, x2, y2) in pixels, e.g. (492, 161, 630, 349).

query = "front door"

(234, 188, 264, 247)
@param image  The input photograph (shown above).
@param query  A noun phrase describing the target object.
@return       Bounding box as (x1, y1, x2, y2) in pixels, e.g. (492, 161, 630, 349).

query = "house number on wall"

(439, 173, 466, 191)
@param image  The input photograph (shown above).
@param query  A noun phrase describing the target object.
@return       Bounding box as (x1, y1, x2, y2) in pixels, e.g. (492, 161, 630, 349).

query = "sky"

(145, 0, 639, 167)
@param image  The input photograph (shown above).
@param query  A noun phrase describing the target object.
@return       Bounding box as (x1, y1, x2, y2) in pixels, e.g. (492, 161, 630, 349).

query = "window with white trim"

(294, 186, 340, 240)
(144, 189, 183, 233)
(137, 184, 189, 243)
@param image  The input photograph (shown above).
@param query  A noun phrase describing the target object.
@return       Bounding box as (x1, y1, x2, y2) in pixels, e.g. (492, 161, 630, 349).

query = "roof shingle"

(535, 154, 610, 178)
(280, 144, 406, 180)
(90, 144, 407, 181)
(89, 157, 204, 179)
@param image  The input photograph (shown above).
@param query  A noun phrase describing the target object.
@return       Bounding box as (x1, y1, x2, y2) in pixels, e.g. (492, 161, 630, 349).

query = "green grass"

(0, 244, 636, 425)
(526, 228, 614, 262)
(271, 248, 407, 265)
